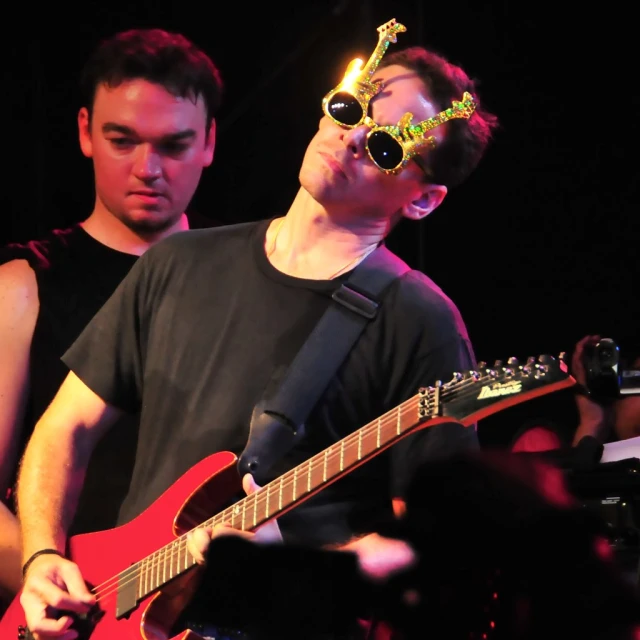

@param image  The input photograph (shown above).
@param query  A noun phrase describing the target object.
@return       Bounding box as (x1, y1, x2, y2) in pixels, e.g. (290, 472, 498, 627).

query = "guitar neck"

(210, 388, 437, 532)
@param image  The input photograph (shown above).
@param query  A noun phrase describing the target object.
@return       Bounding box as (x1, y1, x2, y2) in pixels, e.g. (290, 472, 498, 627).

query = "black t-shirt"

(63, 218, 478, 545)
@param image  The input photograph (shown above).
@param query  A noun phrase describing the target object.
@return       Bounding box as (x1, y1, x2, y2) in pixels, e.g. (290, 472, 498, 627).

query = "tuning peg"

(507, 357, 519, 368)
(476, 361, 487, 371)
(526, 356, 536, 365)
(452, 372, 464, 382)
(493, 359, 503, 368)
(558, 351, 567, 363)
(537, 354, 555, 365)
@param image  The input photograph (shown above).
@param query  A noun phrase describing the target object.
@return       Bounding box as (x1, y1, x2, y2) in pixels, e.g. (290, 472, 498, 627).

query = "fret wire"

(293, 466, 298, 501)
(253, 491, 258, 528)
(162, 547, 166, 585)
(147, 554, 152, 595)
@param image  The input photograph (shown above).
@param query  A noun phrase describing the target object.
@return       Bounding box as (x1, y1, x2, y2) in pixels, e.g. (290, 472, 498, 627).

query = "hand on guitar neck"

(186, 473, 282, 565)
(186, 474, 416, 584)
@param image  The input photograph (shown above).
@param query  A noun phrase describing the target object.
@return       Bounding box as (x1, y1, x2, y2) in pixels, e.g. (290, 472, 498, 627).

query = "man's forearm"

(16, 423, 88, 563)
(0, 500, 22, 596)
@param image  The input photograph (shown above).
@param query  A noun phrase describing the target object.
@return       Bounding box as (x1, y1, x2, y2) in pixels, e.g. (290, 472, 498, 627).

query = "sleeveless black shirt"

(0, 224, 138, 533)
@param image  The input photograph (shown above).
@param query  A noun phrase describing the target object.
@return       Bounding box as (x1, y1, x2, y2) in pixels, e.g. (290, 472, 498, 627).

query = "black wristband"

(22, 549, 65, 578)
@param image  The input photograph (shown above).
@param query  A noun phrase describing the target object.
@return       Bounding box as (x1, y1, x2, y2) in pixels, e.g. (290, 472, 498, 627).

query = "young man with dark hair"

(0, 27, 223, 604)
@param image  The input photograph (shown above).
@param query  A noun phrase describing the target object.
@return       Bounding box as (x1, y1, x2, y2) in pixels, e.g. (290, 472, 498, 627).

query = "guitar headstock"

(436, 353, 576, 424)
(377, 18, 406, 43)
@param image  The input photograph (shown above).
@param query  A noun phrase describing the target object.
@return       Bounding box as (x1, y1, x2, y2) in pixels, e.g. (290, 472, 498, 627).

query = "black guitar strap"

(237, 244, 412, 483)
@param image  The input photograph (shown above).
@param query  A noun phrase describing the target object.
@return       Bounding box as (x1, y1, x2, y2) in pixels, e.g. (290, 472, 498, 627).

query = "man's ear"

(401, 183, 447, 221)
(203, 118, 216, 167)
(78, 107, 93, 159)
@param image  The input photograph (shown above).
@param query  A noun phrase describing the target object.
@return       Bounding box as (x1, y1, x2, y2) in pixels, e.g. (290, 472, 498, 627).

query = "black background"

(3, 1, 638, 446)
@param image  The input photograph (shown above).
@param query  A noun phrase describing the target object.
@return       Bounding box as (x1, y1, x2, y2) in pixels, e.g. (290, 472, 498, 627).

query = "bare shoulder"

(0, 259, 39, 323)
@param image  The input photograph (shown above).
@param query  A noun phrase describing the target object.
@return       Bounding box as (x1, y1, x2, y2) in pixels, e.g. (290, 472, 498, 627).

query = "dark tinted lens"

(327, 92, 364, 126)
(367, 130, 404, 170)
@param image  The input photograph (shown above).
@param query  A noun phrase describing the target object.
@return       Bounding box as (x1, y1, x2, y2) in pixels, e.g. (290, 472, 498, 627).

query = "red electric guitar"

(2, 354, 575, 639)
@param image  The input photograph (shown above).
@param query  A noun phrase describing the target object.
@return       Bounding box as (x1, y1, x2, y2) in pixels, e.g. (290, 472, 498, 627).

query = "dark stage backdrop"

(3, 0, 638, 447)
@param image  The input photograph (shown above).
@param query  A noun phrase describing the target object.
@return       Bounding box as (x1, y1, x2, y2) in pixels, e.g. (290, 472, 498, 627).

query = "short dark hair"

(379, 46, 499, 188)
(80, 28, 223, 131)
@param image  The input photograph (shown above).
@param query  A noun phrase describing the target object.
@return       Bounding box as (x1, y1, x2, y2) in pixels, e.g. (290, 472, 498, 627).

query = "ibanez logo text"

(477, 381, 523, 399)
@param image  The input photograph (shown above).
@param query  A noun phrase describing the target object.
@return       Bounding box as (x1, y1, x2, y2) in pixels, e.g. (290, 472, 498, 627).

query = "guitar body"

(1, 451, 241, 640)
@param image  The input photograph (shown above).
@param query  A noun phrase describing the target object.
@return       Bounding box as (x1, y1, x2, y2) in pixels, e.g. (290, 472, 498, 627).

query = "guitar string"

(88, 364, 554, 604)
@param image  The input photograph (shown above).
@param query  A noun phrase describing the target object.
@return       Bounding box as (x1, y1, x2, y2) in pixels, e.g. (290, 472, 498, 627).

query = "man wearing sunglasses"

(15, 19, 499, 640)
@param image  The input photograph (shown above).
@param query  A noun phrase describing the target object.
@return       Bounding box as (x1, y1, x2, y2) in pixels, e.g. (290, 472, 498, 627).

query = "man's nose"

(340, 124, 369, 159)
(132, 144, 162, 180)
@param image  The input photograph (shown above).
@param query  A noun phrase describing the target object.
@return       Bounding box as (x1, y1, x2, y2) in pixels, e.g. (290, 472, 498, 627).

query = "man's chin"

(120, 210, 183, 236)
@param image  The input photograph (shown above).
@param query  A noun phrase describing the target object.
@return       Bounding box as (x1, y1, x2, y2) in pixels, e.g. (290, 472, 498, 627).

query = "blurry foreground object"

(379, 450, 640, 639)
(191, 451, 640, 639)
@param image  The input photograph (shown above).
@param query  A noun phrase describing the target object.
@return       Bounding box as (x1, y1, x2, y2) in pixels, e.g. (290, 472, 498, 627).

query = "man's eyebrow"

(101, 123, 197, 140)
(102, 123, 136, 135)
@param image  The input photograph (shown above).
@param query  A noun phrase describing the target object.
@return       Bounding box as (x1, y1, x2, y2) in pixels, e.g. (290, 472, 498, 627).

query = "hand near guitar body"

(19, 553, 95, 640)
(18, 473, 281, 640)
(186, 473, 283, 564)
